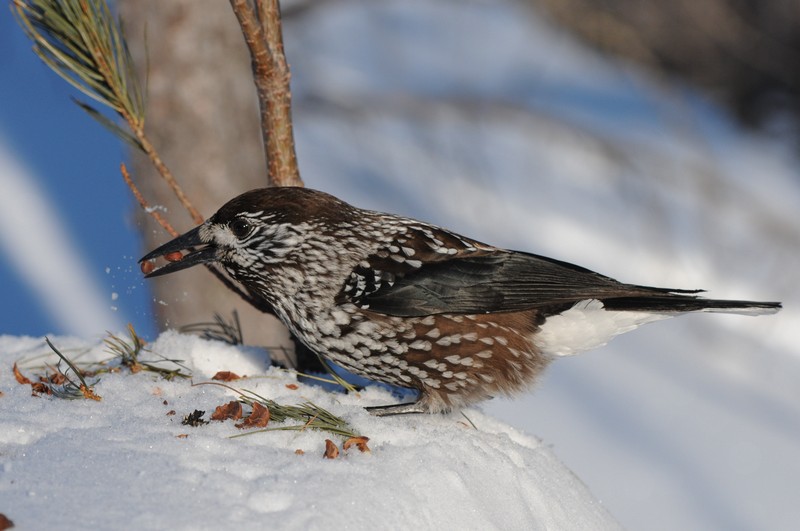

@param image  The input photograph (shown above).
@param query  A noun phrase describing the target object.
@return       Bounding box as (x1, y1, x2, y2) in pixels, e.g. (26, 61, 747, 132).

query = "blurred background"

(2, 0, 799, 528)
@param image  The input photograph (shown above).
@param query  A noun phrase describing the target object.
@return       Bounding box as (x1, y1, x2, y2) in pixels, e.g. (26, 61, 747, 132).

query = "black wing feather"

(338, 225, 779, 317)
(353, 250, 704, 316)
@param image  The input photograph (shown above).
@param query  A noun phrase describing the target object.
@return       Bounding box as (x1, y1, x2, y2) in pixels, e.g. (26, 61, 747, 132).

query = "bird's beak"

(139, 225, 218, 278)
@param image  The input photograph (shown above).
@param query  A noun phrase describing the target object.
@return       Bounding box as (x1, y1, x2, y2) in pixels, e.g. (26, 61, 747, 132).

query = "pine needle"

(44, 337, 102, 400)
(104, 324, 191, 379)
(195, 382, 361, 439)
(12, 0, 145, 148)
(313, 354, 360, 394)
(181, 311, 244, 346)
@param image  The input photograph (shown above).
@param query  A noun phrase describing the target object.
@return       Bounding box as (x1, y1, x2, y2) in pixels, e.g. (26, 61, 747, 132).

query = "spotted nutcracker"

(140, 187, 781, 415)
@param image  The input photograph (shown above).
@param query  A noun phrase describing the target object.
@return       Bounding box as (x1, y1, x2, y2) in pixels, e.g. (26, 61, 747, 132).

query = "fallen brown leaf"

(235, 402, 270, 429)
(12, 363, 31, 385)
(285, 383, 299, 390)
(0, 512, 13, 530)
(14, 364, 59, 396)
(30, 382, 52, 396)
(323, 439, 340, 459)
(210, 400, 242, 421)
(343, 436, 371, 453)
(212, 371, 241, 382)
(166, 410, 176, 416)
(176, 434, 189, 439)
(295, 449, 305, 455)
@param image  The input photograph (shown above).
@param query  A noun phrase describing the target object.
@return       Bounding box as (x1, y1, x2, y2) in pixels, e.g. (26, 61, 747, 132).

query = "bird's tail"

(601, 294, 782, 315)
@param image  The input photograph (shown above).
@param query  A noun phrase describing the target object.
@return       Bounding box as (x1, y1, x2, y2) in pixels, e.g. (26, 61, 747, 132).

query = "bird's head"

(139, 187, 358, 286)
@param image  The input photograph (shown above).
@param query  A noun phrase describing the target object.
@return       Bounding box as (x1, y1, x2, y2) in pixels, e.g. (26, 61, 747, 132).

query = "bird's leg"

(365, 401, 429, 416)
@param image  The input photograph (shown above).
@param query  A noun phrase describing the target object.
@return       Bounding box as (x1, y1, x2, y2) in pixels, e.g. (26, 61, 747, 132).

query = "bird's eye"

(229, 218, 253, 239)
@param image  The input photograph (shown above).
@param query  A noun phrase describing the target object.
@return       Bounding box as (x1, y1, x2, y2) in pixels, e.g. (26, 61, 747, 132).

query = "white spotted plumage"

(141, 187, 781, 415)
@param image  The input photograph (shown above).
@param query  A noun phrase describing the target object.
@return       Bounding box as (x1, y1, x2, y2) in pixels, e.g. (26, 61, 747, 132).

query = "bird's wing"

(336, 227, 697, 317)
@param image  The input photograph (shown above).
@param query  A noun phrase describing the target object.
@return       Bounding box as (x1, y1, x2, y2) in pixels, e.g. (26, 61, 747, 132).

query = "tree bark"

(119, 0, 294, 364)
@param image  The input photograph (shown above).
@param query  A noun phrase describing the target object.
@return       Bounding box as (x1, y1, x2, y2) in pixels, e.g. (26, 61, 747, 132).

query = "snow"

(0, 332, 618, 530)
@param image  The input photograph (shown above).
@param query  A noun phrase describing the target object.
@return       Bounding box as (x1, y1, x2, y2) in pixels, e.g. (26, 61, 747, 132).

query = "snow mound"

(0, 333, 618, 530)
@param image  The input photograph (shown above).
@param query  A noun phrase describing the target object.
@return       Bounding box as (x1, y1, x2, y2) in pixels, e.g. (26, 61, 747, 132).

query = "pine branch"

(13, 0, 144, 143)
(13, 0, 203, 225)
(229, 0, 303, 187)
(196, 382, 361, 439)
(14, 0, 293, 323)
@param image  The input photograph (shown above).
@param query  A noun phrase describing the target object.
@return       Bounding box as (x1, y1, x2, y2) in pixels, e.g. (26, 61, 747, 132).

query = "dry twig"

(121, 162, 178, 237)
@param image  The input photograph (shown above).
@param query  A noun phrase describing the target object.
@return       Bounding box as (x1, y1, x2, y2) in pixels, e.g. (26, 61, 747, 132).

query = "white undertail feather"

(533, 300, 668, 357)
(532, 298, 778, 357)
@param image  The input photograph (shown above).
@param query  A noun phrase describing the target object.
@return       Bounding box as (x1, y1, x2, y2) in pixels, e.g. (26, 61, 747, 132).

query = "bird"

(140, 187, 781, 415)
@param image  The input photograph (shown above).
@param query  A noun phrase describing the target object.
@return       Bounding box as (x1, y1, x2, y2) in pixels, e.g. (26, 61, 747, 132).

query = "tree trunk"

(119, 0, 294, 364)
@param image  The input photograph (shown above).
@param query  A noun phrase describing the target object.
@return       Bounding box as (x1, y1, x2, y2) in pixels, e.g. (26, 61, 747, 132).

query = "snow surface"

(0, 332, 618, 530)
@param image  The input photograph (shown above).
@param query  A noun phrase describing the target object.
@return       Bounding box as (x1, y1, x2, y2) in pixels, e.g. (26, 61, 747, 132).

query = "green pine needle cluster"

(12, 0, 145, 148)
(230, 387, 361, 439)
(44, 336, 102, 400)
(104, 324, 192, 380)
